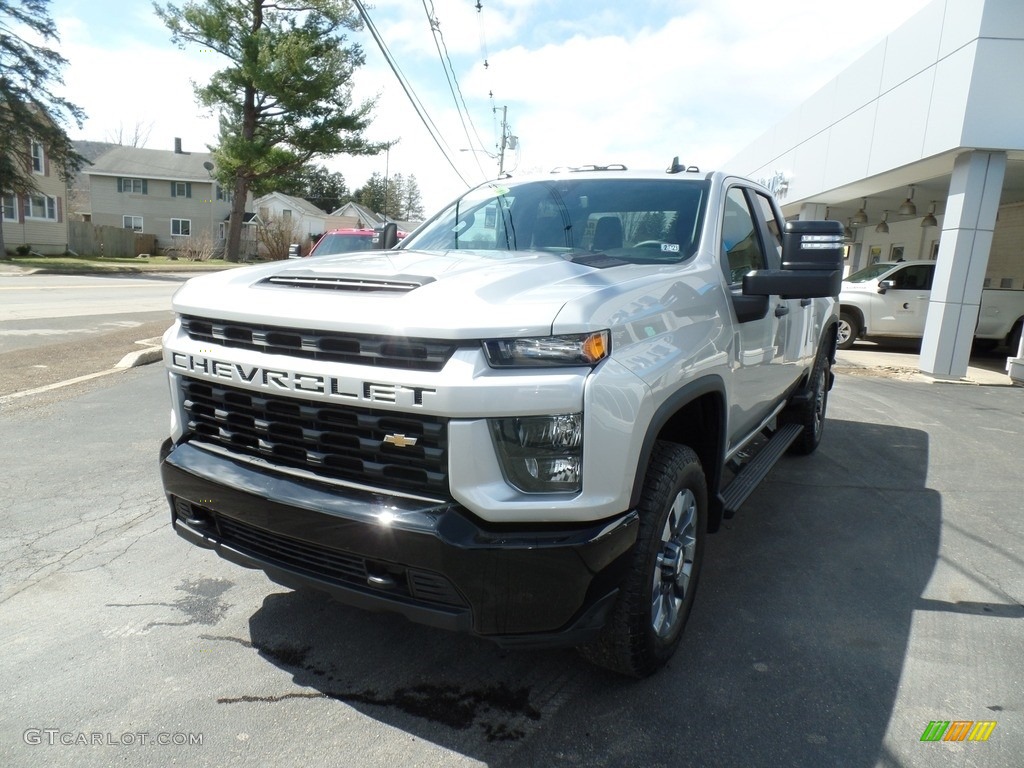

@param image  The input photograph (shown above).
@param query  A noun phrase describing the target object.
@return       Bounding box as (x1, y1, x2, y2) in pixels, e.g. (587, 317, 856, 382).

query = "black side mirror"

(380, 222, 399, 250)
(743, 220, 844, 299)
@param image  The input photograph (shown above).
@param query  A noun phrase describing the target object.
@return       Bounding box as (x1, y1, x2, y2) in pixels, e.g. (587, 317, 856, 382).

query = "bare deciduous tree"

(257, 214, 302, 261)
(105, 120, 154, 148)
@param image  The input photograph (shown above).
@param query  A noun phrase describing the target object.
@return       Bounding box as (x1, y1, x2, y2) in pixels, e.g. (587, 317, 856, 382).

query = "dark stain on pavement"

(107, 577, 232, 628)
(201, 633, 540, 741)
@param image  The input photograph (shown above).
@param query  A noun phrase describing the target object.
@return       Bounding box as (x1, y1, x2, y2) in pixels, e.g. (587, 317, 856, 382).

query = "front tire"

(784, 350, 831, 455)
(580, 442, 707, 677)
(837, 312, 859, 350)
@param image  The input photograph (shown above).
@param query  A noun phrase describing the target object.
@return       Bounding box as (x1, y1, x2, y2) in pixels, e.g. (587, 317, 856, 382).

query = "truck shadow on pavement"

(229, 416, 940, 767)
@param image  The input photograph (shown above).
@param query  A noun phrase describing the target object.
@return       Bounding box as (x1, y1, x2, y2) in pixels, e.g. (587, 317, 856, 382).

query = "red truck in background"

(293, 225, 410, 259)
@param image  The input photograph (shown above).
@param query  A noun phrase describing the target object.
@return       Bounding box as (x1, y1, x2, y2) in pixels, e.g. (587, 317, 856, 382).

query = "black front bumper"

(160, 438, 638, 647)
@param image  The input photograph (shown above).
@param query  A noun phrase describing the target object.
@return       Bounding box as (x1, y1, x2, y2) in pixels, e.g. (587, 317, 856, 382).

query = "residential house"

(85, 138, 241, 253)
(330, 201, 419, 234)
(254, 191, 335, 247)
(1, 136, 69, 255)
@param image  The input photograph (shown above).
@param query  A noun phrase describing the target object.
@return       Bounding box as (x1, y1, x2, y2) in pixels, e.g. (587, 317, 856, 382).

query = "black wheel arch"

(629, 376, 727, 534)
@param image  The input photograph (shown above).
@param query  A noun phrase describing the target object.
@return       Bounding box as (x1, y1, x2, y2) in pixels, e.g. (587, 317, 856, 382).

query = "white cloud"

(49, 0, 936, 213)
(58, 14, 222, 152)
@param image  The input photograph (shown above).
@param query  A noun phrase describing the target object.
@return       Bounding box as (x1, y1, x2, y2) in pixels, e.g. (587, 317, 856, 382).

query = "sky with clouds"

(47, 0, 935, 212)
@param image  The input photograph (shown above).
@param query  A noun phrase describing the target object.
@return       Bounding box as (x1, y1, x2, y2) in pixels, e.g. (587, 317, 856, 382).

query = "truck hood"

(171, 249, 631, 338)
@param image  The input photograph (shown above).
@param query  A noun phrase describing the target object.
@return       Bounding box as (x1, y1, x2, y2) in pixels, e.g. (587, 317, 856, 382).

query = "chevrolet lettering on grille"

(169, 351, 436, 406)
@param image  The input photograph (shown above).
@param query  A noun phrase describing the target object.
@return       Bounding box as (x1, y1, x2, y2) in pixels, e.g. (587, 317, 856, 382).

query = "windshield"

(401, 177, 711, 264)
(311, 232, 376, 256)
(845, 262, 897, 282)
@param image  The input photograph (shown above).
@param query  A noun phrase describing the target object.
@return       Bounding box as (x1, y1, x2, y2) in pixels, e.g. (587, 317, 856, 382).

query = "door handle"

(775, 304, 789, 317)
(800, 298, 812, 307)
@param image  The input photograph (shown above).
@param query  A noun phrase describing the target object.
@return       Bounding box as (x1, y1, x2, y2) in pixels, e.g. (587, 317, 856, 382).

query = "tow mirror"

(743, 220, 844, 299)
(380, 222, 399, 250)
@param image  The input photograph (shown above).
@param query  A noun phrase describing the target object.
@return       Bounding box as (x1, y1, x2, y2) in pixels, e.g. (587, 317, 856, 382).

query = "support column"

(920, 151, 1006, 379)
(798, 203, 828, 220)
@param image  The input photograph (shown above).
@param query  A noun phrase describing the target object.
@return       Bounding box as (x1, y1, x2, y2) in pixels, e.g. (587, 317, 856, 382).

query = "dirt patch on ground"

(834, 364, 922, 381)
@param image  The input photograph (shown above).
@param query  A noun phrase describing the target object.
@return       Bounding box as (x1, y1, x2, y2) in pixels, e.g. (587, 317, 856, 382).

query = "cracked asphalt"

(1, 356, 1022, 767)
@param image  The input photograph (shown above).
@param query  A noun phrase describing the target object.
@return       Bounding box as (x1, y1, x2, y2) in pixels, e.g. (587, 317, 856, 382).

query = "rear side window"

(721, 187, 768, 284)
(754, 193, 783, 259)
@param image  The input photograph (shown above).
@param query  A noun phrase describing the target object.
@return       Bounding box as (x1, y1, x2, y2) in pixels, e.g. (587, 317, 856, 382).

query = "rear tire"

(837, 312, 859, 350)
(579, 442, 706, 677)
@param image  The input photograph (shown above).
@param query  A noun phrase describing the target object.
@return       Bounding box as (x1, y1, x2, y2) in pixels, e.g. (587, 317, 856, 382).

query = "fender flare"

(628, 375, 728, 530)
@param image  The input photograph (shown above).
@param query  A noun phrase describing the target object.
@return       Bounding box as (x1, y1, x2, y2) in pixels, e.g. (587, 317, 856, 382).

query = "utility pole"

(496, 106, 517, 176)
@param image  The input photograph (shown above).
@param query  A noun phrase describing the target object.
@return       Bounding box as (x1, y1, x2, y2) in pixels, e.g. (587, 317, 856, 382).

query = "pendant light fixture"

(875, 210, 890, 234)
(921, 202, 938, 228)
(851, 198, 868, 225)
(898, 186, 917, 216)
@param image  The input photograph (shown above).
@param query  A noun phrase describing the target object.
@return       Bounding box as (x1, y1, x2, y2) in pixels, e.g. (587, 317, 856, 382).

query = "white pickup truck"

(837, 260, 1024, 351)
(159, 164, 843, 676)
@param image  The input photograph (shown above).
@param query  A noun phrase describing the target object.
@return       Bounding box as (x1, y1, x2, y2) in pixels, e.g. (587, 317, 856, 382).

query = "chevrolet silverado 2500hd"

(159, 163, 842, 676)
(837, 260, 1024, 351)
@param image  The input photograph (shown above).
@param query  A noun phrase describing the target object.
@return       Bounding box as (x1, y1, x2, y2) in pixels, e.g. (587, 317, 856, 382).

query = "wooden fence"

(69, 221, 156, 258)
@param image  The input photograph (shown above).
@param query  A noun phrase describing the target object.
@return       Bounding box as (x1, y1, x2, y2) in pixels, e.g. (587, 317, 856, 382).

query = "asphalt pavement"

(1, 342, 1022, 767)
(1, 262, 1021, 765)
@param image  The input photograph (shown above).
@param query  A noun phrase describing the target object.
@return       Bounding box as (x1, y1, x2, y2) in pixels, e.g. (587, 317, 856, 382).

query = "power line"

(350, 0, 471, 187)
(422, 0, 489, 180)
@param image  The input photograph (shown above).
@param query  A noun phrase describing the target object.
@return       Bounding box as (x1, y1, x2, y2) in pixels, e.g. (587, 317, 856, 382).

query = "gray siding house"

(85, 139, 238, 252)
(2, 137, 69, 255)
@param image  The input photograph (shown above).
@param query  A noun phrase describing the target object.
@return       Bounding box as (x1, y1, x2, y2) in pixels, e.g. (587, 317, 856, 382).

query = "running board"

(720, 423, 803, 518)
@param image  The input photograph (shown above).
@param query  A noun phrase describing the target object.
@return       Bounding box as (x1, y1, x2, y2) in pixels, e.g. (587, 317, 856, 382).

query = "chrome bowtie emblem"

(383, 433, 418, 448)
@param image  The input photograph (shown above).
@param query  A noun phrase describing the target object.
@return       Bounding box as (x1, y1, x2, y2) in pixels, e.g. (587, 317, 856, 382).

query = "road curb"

(116, 346, 163, 369)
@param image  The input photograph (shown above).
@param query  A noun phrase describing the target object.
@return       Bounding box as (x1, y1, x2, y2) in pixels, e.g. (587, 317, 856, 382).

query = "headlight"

(482, 331, 609, 368)
(490, 413, 583, 493)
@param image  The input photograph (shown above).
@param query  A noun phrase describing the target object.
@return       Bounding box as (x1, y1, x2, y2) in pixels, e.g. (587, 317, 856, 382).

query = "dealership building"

(726, 0, 1024, 380)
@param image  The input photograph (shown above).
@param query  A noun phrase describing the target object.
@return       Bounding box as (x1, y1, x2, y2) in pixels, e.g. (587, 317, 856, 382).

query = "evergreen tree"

(155, 0, 385, 261)
(353, 172, 387, 215)
(0, 0, 85, 258)
(402, 174, 425, 221)
(384, 173, 404, 221)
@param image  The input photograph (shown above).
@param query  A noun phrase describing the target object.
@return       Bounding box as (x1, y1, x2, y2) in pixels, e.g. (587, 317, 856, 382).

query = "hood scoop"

(262, 272, 436, 293)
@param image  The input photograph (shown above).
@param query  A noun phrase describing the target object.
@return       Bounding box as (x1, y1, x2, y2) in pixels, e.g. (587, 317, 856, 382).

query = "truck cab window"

(891, 264, 934, 290)
(722, 187, 767, 284)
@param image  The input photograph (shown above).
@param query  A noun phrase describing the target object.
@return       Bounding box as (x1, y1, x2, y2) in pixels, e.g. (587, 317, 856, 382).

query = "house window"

(119, 178, 146, 194)
(171, 218, 191, 237)
(282, 209, 292, 220)
(1, 193, 16, 221)
(123, 215, 143, 232)
(215, 184, 233, 202)
(25, 194, 57, 220)
(172, 181, 192, 198)
(31, 141, 44, 173)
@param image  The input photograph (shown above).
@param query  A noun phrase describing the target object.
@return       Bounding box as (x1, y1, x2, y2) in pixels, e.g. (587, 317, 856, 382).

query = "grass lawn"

(2, 254, 251, 273)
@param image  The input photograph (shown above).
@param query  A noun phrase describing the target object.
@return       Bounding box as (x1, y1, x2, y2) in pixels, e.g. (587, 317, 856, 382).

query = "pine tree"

(0, 0, 85, 258)
(155, 0, 385, 261)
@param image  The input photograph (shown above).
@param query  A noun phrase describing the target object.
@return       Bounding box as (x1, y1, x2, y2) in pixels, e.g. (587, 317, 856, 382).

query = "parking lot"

(1, 351, 1022, 767)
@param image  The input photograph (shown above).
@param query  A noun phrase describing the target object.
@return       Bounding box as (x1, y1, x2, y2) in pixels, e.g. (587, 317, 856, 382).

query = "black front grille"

(181, 377, 449, 497)
(180, 315, 459, 372)
(182, 505, 467, 609)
